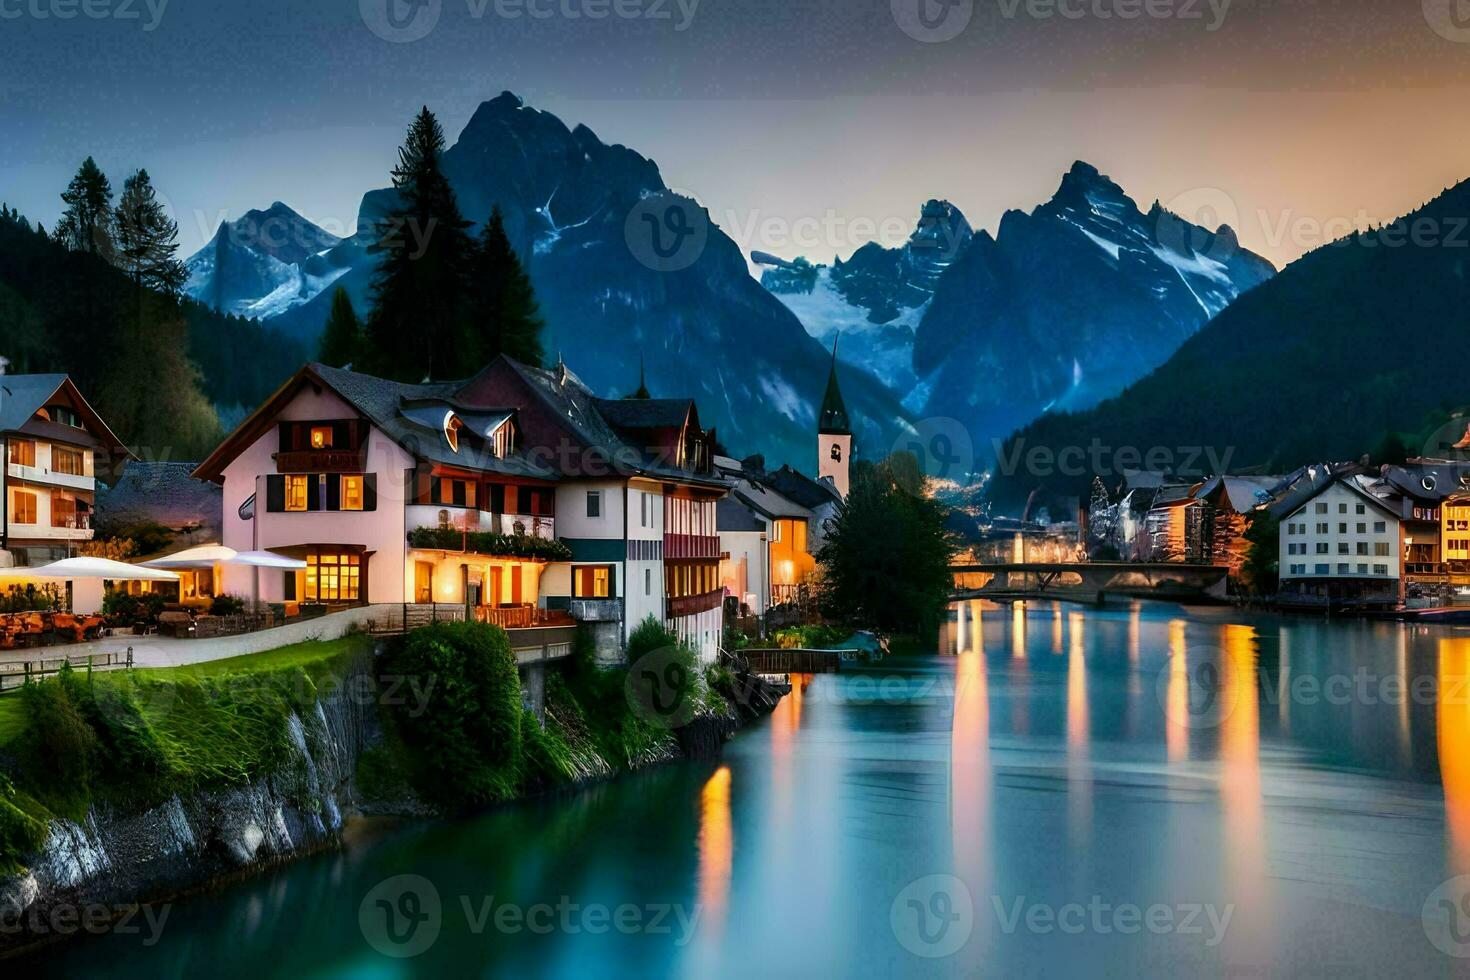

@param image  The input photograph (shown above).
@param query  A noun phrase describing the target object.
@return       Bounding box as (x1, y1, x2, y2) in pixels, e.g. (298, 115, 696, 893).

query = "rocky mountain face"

(189, 94, 913, 472)
(757, 200, 972, 399)
(184, 202, 348, 321)
(911, 162, 1276, 447)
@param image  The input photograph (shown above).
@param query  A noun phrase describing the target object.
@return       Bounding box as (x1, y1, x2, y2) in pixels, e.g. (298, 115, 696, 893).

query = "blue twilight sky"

(2, 0, 1469, 268)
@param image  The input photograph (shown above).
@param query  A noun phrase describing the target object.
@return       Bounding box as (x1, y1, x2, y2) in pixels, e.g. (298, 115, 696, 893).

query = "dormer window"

(445, 414, 464, 453)
(47, 406, 81, 428)
(491, 420, 515, 459)
(310, 426, 334, 449)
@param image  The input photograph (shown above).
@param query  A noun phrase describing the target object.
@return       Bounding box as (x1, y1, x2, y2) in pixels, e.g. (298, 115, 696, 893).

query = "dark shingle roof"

(718, 495, 767, 533)
(0, 374, 68, 432)
(593, 398, 692, 431)
(764, 465, 841, 510)
(311, 363, 556, 480)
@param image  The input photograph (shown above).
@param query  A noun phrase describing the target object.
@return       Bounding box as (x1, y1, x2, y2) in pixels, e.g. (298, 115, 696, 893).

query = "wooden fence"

(0, 649, 134, 693)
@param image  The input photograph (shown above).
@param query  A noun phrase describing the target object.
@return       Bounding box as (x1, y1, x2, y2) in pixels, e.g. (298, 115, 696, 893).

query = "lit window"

(10, 490, 37, 524)
(342, 476, 365, 511)
(52, 447, 84, 476)
(310, 427, 334, 449)
(305, 552, 360, 602)
(286, 475, 309, 512)
(8, 440, 35, 467)
(445, 414, 463, 453)
(574, 565, 612, 598)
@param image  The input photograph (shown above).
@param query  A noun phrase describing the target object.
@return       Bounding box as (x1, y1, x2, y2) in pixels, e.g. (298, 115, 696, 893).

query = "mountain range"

(184, 93, 914, 472)
(758, 163, 1276, 458)
(986, 175, 1470, 513)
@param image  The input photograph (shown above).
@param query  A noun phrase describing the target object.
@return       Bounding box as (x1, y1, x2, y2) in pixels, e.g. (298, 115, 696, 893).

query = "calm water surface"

(26, 601, 1470, 977)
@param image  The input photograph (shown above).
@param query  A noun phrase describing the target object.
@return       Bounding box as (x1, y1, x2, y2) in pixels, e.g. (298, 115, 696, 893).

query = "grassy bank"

(0, 636, 373, 877)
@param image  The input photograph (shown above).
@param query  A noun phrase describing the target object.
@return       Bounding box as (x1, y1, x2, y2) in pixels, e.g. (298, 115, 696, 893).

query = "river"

(22, 600, 1470, 977)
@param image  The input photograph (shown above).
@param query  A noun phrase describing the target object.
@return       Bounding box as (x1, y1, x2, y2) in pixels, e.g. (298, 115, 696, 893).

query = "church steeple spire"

(818, 338, 852, 436)
(817, 337, 852, 498)
(629, 353, 652, 400)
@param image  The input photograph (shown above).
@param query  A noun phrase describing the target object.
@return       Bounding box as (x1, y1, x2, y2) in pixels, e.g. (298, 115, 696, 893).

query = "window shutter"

(364, 474, 378, 512)
(266, 475, 285, 513)
(278, 423, 292, 453)
(283, 570, 297, 600)
(307, 475, 322, 512)
(326, 474, 342, 511)
(490, 484, 505, 514)
(333, 421, 350, 448)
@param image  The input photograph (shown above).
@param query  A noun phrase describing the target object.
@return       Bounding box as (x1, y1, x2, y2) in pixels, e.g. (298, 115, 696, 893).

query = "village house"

(191, 356, 730, 662)
(2, 374, 128, 570)
(1276, 473, 1403, 610)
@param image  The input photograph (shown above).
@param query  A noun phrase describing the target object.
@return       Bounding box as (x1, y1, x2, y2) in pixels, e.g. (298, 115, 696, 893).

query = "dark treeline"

(0, 161, 306, 458)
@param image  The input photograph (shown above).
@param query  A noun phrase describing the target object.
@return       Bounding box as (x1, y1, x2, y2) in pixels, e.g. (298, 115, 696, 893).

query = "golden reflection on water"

(1220, 623, 1270, 964)
(698, 766, 733, 933)
(1128, 602, 1141, 664)
(1052, 601, 1064, 655)
(1166, 620, 1188, 762)
(1438, 639, 1470, 875)
(952, 601, 991, 944)
(1012, 601, 1027, 660)
(1067, 610, 1091, 845)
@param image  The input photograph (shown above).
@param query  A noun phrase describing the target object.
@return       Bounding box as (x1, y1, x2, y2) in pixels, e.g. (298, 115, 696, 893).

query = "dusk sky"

(4, 0, 1470, 268)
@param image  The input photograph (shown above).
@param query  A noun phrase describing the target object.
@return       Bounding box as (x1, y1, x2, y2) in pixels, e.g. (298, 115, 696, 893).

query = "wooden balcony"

(474, 606, 577, 630)
(664, 534, 721, 560)
(276, 449, 368, 474)
(667, 588, 724, 619)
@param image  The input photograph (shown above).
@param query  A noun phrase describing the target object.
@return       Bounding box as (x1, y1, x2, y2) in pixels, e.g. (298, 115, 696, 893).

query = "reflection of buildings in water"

(1128, 602, 1141, 663)
(1439, 639, 1470, 875)
(1011, 601, 1027, 661)
(698, 766, 733, 933)
(1165, 620, 1189, 763)
(951, 636, 991, 936)
(1220, 623, 1271, 964)
(1051, 601, 1064, 655)
(1067, 612, 1091, 847)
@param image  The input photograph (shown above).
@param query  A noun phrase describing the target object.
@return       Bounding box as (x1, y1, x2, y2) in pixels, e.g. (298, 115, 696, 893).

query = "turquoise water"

(23, 600, 1470, 977)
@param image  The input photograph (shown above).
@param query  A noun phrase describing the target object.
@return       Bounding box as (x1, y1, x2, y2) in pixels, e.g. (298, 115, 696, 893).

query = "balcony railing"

(667, 588, 724, 619)
(474, 606, 577, 630)
(664, 534, 721, 560)
(276, 449, 368, 474)
(50, 514, 91, 531)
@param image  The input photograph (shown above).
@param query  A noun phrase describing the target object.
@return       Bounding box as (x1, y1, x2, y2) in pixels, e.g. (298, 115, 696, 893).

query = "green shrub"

(381, 620, 524, 807)
(407, 527, 573, 562)
(16, 666, 97, 817)
(210, 595, 247, 616)
(0, 774, 47, 876)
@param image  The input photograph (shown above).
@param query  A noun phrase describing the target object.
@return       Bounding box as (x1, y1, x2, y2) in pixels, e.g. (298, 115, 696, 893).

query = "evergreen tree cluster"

(345, 107, 544, 380)
(0, 159, 306, 459)
(816, 453, 958, 637)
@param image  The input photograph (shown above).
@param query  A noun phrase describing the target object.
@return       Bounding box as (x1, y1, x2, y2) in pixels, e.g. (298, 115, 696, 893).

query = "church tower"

(818, 340, 852, 498)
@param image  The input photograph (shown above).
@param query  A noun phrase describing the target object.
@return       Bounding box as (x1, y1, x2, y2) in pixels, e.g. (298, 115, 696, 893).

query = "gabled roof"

(1278, 473, 1401, 523)
(1194, 475, 1283, 514)
(0, 373, 129, 455)
(193, 363, 557, 484)
(763, 465, 842, 511)
(718, 494, 767, 533)
(593, 398, 693, 432)
(817, 342, 851, 437)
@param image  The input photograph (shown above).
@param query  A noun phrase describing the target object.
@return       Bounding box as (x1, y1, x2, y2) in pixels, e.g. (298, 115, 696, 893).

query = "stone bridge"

(951, 562, 1230, 604)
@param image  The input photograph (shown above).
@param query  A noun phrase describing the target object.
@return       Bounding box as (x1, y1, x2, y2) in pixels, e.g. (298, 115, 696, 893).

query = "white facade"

(217, 386, 415, 604)
(1280, 482, 1402, 583)
(5, 432, 98, 561)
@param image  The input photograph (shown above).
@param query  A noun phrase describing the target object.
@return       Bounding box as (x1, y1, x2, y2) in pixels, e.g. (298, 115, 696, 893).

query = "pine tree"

(365, 107, 475, 381)
(57, 157, 115, 260)
(114, 169, 186, 296)
(467, 206, 545, 367)
(318, 286, 363, 368)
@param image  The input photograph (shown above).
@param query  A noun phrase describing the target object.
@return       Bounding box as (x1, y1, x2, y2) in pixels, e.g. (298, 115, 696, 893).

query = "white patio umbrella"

(142, 545, 305, 571)
(9, 557, 180, 581)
